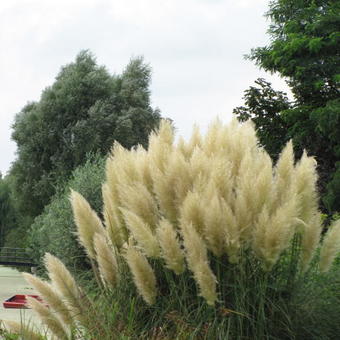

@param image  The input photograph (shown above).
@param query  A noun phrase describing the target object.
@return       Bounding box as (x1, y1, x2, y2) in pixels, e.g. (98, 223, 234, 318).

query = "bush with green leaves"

(8, 120, 340, 340)
(28, 154, 105, 275)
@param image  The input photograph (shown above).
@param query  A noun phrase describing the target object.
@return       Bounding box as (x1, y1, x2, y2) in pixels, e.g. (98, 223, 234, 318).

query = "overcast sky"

(0, 0, 290, 175)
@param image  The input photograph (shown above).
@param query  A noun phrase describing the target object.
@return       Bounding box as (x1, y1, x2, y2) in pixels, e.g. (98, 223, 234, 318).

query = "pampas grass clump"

(17, 119, 340, 339)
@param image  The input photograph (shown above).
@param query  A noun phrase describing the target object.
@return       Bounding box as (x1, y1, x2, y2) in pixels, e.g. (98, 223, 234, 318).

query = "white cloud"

(0, 0, 289, 175)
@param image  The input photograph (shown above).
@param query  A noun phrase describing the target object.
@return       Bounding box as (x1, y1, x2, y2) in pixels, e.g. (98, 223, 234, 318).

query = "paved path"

(0, 266, 39, 328)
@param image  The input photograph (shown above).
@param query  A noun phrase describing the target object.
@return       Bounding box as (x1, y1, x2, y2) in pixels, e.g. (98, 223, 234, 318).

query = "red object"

(3, 294, 42, 309)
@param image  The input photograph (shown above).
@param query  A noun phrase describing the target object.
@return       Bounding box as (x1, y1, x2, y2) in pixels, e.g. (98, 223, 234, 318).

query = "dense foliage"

(234, 0, 340, 214)
(28, 154, 105, 274)
(10, 51, 161, 222)
(0, 174, 16, 247)
(233, 78, 291, 160)
(7, 120, 340, 340)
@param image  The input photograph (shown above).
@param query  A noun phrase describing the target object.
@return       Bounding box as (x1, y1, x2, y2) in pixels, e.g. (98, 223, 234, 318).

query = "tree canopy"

(234, 0, 340, 214)
(0, 174, 16, 247)
(233, 78, 291, 160)
(10, 51, 161, 219)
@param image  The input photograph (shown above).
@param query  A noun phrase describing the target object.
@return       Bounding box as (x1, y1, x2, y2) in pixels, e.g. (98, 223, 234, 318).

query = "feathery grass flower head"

(70, 189, 106, 259)
(23, 273, 73, 328)
(44, 253, 87, 325)
(319, 220, 340, 272)
(125, 244, 157, 305)
(94, 233, 119, 288)
(191, 260, 217, 306)
(102, 182, 125, 248)
(26, 296, 69, 340)
(121, 208, 160, 257)
(156, 218, 185, 274)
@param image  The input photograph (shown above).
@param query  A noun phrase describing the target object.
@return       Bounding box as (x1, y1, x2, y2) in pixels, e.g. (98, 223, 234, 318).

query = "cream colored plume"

(26, 296, 69, 340)
(181, 221, 217, 305)
(125, 245, 157, 305)
(181, 222, 208, 270)
(102, 182, 125, 248)
(189, 147, 210, 188)
(295, 151, 318, 223)
(121, 208, 160, 257)
(134, 145, 153, 191)
(202, 118, 224, 156)
(44, 253, 87, 325)
(94, 233, 119, 288)
(226, 120, 257, 178)
(208, 157, 233, 205)
(192, 260, 217, 306)
(253, 197, 298, 270)
(148, 120, 173, 172)
(274, 140, 295, 207)
(118, 182, 159, 228)
(252, 151, 274, 213)
(177, 125, 202, 159)
(70, 190, 106, 259)
(108, 142, 140, 185)
(155, 119, 174, 146)
(299, 213, 322, 272)
(156, 218, 185, 274)
(180, 191, 205, 234)
(151, 149, 191, 224)
(203, 195, 226, 257)
(23, 273, 73, 328)
(152, 167, 178, 223)
(220, 198, 240, 263)
(319, 220, 340, 272)
(166, 149, 192, 205)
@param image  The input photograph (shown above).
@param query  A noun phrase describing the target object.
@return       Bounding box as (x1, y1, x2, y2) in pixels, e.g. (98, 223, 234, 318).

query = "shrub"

(13, 119, 340, 339)
(28, 154, 105, 275)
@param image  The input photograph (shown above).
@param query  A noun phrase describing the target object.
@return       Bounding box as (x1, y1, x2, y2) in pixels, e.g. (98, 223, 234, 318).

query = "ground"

(0, 266, 38, 326)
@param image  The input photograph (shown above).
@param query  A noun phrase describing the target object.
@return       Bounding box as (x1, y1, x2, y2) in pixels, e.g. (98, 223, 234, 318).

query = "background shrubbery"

(28, 154, 105, 275)
(6, 120, 339, 340)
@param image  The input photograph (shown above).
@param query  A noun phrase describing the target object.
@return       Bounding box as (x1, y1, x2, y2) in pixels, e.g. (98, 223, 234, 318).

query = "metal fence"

(0, 247, 37, 267)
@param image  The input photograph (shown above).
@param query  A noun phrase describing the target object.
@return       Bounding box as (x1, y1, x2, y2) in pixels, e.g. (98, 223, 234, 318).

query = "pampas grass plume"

(26, 296, 69, 340)
(203, 195, 226, 257)
(192, 260, 217, 306)
(118, 182, 158, 228)
(180, 192, 205, 234)
(125, 245, 157, 305)
(320, 219, 340, 272)
(295, 151, 318, 223)
(181, 222, 208, 270)
(94, 233, 119, 288)
(262, 198, 298, 270)
(156, 218, 185, 274)
(274, 140, 295, 206)
(44, 253, 86, 325)
(70, 190, 106, 259)
(151, 166, 178, 223)
(156, 119, 174, 146)
(102, 182, 125, 248)
(148, 120, 173, 172)
(220, 198, 240, 263)
(121, 208, 160, 258)
(299, 214, 322, 272)
(23, 273, 73, 328)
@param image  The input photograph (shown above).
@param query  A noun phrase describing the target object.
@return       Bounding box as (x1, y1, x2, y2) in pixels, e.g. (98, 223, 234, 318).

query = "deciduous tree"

(235, 0, 340, 213)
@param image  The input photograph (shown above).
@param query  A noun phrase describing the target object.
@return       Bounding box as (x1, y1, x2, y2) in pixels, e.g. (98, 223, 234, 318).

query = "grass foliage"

(8, 119, 340, 339)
